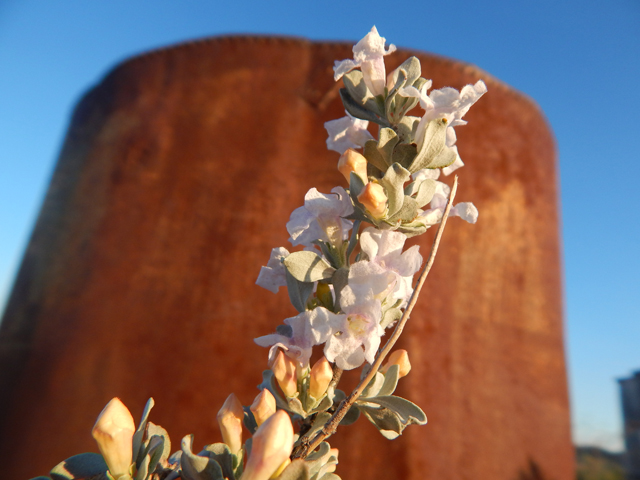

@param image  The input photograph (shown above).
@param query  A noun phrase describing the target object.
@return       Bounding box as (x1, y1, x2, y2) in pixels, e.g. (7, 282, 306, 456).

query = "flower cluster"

(33, 27, 485, 480)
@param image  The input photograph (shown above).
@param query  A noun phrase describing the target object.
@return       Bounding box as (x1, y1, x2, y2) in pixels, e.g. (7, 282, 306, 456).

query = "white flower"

(419, 181, 478, 226)
(287, 187, 354, 247)
(254, 307, 337, 368)
(324, 287, 384, 370)
(325, 112, 374, 154)
(256, 247, 290, 294)
(400, 80, 486, 168)
(358, 228, 422, 306)
(333, 26, 396, 97)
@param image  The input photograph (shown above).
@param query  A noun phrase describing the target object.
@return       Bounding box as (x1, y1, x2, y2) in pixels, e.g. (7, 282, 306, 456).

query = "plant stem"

(291, 176, 459, 459)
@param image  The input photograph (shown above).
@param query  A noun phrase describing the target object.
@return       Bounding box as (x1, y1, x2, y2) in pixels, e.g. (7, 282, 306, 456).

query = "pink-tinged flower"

(380, 349, 412, 378)
(309, 356, 333, 399)
(334, 26, 397, 97)
(325, 113, 374, 154)
(352, 228, 423, 307)
(242, 411, 295, 480)
(217, 393, 244, 455)
(256, 247, 290, 294)
(400, 80, 486, 168)
(419, 181, 478, 226)
(324, 287, 384, 370)
(254, 307, 337, 368)
(91, 398, 135, 479)
(287, 187, 354, 247)
(251, 389, 277, 427)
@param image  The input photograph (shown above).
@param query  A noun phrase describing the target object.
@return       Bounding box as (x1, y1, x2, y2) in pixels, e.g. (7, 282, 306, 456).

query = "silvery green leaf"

(386, 195, 418, 224)
(342, 71, 369, 105)
(392, 144, 417, 170)
(50, 453, 108, 480)
(385, 69, 407, 122)
(339, 405, 360, 426)
(379, 163, 411, 218)
(378, 365, 400, 396)
(375, 128, 399, 168)
(133, 398, 155, 465)
(318, 474, 342, 480)
(339, 89, 389, 127)
(408, 119, 449, 173)
(413, 179, 437, 208)
(305, 411, 332, 439)
(361, 372, 385, 398)
(285, 270, 314, 313)
(396, 116, 420, 144)
(381, 306, 402, 329)
(180, 435, 224, 480)
(330, 267, 349, 310)
(361, 396, 427, 426)
(397, 222, 428, 238)
(243, 406, 258, 434)
(276, 459, 310, 480)
(284, 251, 336, 283)
(306, 441, 331, 463)
(356, 404, 403, 439)
(147, 422, 171, 464)
(135, 435, 164, 480)
(287, 396, 308, 417)
(396, 57, 422, 86)
(309, 391, 333, 414)
(200, 443, 236, 480)
(362, 140, 388, 174)
(425, 145, 457, 169)
(349, 172, 366, 199)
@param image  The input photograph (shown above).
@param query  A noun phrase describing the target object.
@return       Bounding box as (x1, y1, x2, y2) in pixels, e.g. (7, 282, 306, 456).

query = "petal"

(451, 202, 479, 223)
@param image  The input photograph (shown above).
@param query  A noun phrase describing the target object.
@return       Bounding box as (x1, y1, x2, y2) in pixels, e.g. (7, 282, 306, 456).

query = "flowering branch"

(292, 176, 459, 460)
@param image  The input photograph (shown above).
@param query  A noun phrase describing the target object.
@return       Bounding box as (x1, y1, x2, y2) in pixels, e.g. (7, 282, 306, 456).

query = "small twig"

(292, 176, 460, 459)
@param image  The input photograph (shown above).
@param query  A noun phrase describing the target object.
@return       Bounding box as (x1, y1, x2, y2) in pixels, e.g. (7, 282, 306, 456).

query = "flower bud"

(217, 393, 244, 454)
(91, 397, 135, 479)
(242, 410, 294, 480)
(380, 349, 411, 378)
(309, 356, 333, 399)
(357, 182, 387, 219)
(338, 149, 368, 184)
(271, 351, 297, 397)
(250, 389, 276, 426)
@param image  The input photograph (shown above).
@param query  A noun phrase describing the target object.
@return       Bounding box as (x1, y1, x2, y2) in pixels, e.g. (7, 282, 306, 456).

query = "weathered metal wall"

(0, 36, 573, 480)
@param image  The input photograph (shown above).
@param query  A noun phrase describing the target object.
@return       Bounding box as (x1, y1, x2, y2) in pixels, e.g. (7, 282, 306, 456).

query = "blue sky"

(0, 0, 638, 452)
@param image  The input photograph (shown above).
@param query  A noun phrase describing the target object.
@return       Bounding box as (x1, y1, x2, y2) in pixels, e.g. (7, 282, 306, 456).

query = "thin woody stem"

(292, 176, 460, 459)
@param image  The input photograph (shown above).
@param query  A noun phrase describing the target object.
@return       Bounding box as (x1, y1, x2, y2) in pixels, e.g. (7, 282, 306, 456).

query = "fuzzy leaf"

(305, 412, 332, 439)
(413, 179, 437, 208)
(379, 163, 411, 218)
(339, 89, 389, 127)
(380, 307, 403, 329)
(396, 116, 420, 145)
(276, 459, 310, 480)
(392, 144, 417, 170)
(342, 71, 369, 105)
(361, 396, 427, 426)
(284, 252, 335, 283)
(200, 443, 236, 480)
(386, 196, 419, 224)
(356, 404, 404, 439)
(50, 453, 107, 480)
(147, 423, 171, 464)
(378, 365, 400, 397)
(361, 372, 385, 398)
(339, 405, 360, 426)
(362, 141, 389, 173)
(408, 119, 451, 172)
(285, 270, 314, 313)
(133, 398, 155, 465)
(349, 172, 366, 199)
(181, 435, 224, 480)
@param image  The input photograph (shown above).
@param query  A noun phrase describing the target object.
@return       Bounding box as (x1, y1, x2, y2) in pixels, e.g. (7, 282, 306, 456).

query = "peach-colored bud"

(380, 349, 411, 378)
(250, 389, 276, 427)
(357, 182, 387, 219)
(242, 410, 294, 480)
(91, 397, 135, 479)
(338, 149, 368, 184)
(271, 351, 298, 398)
(216, 393, 244, 454)
(309, 356, 333, 399)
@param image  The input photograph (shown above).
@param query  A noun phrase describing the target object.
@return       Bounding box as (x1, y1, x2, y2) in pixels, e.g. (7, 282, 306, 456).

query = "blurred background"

(0, 0, 638, 474)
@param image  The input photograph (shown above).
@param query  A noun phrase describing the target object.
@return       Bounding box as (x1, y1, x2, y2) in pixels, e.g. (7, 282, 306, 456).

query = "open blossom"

(254, 307, 337, 368)
(419, 181, 478, 226)
(324, 286, 384, 370)
(400, 80, 486, 169)
(325, 113, 374, 154)
(256, 247, 290, 294)
(334, 26, 396, 97)
(286, 187, 354, 247)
